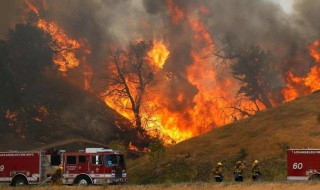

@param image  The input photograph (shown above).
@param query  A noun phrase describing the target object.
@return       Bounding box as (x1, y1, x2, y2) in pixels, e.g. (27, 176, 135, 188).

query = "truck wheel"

(75, 176, 91, 186)
(12, 176, 28, 186)
(309, 174, 320, 181)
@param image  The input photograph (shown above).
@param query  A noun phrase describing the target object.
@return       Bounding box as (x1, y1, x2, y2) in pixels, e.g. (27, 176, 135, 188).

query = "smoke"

(294, 0, 320, 35)
(0, 0, 24, 38)
(2, 0, 318, 84)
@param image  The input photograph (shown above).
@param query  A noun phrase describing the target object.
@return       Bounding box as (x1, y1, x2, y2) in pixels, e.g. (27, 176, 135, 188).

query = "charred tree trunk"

(259, 90, 272, 109)
(134, 107, 142, 131)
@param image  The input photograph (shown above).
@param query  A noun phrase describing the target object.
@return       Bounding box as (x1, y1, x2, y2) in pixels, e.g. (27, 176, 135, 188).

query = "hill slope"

(129, 92, 320, 183)
(169, 92, 320, 157)
(0, 75, 138, 151)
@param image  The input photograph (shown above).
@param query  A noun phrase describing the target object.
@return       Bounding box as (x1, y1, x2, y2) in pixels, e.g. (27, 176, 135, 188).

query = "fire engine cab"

(0, 148, 127, 186)
(287, 149, 320, 181)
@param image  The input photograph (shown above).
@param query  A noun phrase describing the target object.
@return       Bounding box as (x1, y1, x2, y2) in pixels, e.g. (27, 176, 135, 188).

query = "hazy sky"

(269, 0, 293, 13)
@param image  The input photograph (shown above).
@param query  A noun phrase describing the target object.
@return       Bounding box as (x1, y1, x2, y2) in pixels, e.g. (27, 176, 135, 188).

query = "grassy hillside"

(0, 75, 137, 151)
(128, 92, 320, 183)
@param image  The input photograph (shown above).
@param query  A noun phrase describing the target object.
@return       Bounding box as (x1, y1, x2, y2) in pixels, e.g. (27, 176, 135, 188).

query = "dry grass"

(128, 93, 320, 183)
(2, 182, 320, 190)
(169, 93, 320, 159)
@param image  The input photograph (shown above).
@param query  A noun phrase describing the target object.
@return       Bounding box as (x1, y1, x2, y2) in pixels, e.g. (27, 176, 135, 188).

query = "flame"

(37, 19, 80, 72)
(23, 0, 39, 15)
(147, 10, 265, 142)
(23, 0, 93, 90)
(282, 40, 320, 101)
(22, 1, 81, 73)
(128, 142, 149, 152)
(32, 117, 42, 122)
(128, 142, 139, 151)
(310, 40, 320, 62)
(199, 6, 210, 15)
(148, 40, 170, 69)
(166, 0, 184, 25)
(103, 39, 169, 117)
(103, 4, 265, 145)
(282, 71, 303, 102)
(38, 105, 48, 116)
(83, 63, 93, 91)
(5, 110, 17, 127)
(186, 16, 262, 133)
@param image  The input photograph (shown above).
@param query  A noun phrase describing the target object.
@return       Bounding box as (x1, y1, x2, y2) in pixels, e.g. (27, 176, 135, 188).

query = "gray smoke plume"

(0, 0, 24, 38)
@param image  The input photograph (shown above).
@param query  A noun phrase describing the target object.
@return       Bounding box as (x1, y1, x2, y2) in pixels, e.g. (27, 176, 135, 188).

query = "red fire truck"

(0, 148, 127, 186)
(287, 149, 320, 181)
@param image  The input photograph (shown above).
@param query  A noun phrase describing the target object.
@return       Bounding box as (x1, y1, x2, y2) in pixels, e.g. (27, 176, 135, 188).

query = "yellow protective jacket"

(213, 166, 223, 175)
(234, 164, 246, 175)
(252, 165, 261, 175)
(51, 168, 62, 186)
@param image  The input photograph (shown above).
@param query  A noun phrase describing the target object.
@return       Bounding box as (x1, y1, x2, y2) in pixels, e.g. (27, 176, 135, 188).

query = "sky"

(268, 0, 293, 13)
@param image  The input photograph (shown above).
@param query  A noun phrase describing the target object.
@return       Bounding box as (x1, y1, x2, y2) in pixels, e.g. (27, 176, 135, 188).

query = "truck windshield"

(105, 154, 125, 167)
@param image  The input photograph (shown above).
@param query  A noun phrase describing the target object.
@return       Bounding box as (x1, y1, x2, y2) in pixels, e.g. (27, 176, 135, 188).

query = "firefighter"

(212, 162, 224, 182)
(251, 160, 262, 181)
(234, 161, 246, 182)
(51, 165, 63, 186)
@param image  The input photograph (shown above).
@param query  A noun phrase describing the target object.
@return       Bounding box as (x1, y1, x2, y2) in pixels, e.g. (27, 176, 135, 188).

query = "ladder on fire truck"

(39, 151, 51, 185)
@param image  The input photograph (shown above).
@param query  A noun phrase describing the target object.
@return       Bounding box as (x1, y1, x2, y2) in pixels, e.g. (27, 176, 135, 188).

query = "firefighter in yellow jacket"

(251, 160, 262, 181)
(51, 165, 63, 186)
(212, 162, 223, 182)
(234, 161, 246, 182)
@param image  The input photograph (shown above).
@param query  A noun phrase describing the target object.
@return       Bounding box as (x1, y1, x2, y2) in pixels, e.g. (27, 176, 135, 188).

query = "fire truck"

(0, 148, 127, 186)
(287, 149, 320, 181)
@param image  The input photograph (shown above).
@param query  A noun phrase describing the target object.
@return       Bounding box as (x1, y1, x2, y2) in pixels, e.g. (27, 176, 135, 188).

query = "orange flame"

(37, 19, 80, 72)
(83, 63, 93, 91)
(103, 40, 169, 120)
(128, 142, 150, 152)
(148, 40, 170, 69)
(128, 142, 139, 151)
(104, 4, 266, 144)
(5, 110, 18, 127)
(23, 0, 81, 73)
(310, 40, 320, 62)
(166, 0, 184, 25)
(23, 0, 39, 15)
(282, 40, 320, 101)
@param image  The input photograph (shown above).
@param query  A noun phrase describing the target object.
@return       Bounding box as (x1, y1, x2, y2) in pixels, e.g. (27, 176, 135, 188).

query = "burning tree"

(214, 34, 274, 112)
(231, 45, 273, 109)
(103, 40, 160, 143)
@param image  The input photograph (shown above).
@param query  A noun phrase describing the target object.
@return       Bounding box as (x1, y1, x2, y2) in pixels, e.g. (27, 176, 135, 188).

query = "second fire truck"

(287, 149, 320, 181)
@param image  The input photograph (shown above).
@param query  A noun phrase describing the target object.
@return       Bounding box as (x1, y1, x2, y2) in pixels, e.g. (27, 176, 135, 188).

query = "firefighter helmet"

(254, 160, 259, 164)
(217, 162, 222, 166)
